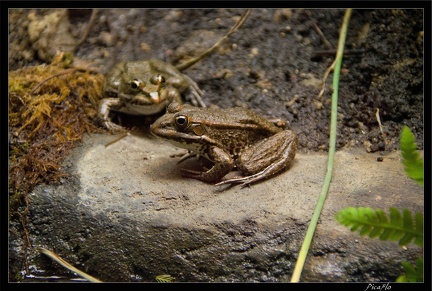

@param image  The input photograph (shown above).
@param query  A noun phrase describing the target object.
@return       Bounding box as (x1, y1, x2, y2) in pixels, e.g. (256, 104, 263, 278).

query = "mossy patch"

(9, 52, 105, 217)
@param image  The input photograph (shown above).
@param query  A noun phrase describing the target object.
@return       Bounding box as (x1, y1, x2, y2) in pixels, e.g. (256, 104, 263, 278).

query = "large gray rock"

(22, 133, 423, 282)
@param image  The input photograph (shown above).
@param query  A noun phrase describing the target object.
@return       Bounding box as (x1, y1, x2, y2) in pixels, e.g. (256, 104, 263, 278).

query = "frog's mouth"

(150, 120, 218, 154)
(151, 121, 198, 141)
(131, 91, 160, 105)
(127, 89, 163, 106)
(118, 92, 166, 115)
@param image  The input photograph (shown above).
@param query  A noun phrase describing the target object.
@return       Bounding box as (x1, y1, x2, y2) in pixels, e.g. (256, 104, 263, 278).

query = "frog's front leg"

(181, 147, 233, 183)
(98, 98, 126, 131)
(216, 130, 298, 187)
(161, 87, 185, 106)
(168, 76, 205, 108)
(149, 59, 206, 107)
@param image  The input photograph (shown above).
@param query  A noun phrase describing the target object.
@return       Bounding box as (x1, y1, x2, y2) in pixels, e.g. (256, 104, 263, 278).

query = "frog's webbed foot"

(184, 75, 206, 108)
(180, 168, 221, 183)
(180, 168, 211, 183)
(215, 147, 296, 188)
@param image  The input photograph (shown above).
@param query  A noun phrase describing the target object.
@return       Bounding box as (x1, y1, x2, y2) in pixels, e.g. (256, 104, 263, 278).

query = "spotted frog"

(150, 102, 298, 187)
(98, 10, 251, 131)
(99, 59, 205, 130)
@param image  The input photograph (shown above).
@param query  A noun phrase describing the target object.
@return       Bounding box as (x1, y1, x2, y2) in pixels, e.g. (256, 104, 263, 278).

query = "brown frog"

(150, 102, 298, 187)
(99, 9, 251, 131)
(99, 59, 205, 130)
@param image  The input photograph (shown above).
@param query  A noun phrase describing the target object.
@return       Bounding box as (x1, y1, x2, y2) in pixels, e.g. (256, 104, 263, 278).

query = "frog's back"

(188, 106, 281, 133)
(186, 107, 282, 158)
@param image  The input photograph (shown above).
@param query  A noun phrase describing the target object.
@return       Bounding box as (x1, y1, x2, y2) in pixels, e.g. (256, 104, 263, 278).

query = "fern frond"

(156, 274, 174, 283)
(335, 207, 423, 247)
(400, 125, 424, 186)
(396, 258, 423, 282)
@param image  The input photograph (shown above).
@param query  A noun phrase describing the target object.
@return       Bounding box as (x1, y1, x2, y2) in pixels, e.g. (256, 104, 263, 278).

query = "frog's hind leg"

(181, 147, 233, 183)
(216, 130, 298, 187)
(215, 154, 292, 188)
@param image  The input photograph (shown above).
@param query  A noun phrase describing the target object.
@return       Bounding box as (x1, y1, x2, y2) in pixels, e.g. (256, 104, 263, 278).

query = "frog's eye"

(130, 79, 143, 91)
(150, 74, 165, 85)
(175, 115, 189, 130)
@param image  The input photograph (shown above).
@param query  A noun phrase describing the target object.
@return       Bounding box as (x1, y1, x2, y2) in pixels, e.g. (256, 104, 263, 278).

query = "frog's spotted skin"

(150, 102, 298, 187)
(98, 10, 252, 131)
(99, 59, 205, 131)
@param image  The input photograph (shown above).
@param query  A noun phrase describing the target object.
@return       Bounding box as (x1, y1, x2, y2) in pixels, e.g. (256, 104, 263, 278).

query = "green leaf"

(400, 261, 416, 282)
(400, 125, 424, 186)
(398, 259, 423, 282)
(403, 208, 414, 229)
(368, 226, 382, 238)
(379, 228, 394, 240)
(416, 258, 423, 282)
(376, 210, 388, 223)
(359, 224, 372, 236)
(389, 208, 404, 241)
(414, 212, 424, 247)
(335, 207, 423, 246)
(399, 209, 414, 246)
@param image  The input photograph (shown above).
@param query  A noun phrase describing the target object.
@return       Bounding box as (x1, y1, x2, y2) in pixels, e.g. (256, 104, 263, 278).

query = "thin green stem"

(290, 8, 352, 282)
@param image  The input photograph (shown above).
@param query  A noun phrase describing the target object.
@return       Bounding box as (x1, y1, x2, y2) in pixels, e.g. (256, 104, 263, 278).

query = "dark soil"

(9, 8, 424, 152)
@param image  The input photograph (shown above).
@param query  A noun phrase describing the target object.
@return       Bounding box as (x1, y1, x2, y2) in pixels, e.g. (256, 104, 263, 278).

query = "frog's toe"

(180, 168, 206, 180)
(180, 168, 201, 175)
(215, 173, 266, 188)
(183, 75, 206, 108)
(190, 89, 206, 108)
(181, 168, 226, 184)
(104, 121, 127, 132)
(214, 176, 246, 187)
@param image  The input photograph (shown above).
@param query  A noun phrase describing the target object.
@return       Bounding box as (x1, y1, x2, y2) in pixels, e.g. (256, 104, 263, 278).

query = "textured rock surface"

(16, 133, 423, 282)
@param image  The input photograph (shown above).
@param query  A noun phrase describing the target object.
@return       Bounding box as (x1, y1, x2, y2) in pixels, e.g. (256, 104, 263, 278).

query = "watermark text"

(365, 283, 391, 291)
